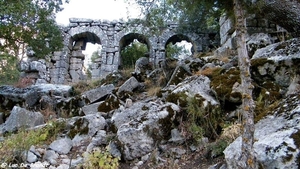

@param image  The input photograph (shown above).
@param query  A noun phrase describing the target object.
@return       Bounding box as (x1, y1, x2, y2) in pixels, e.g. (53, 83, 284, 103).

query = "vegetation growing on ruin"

(0, 120, 66, 164)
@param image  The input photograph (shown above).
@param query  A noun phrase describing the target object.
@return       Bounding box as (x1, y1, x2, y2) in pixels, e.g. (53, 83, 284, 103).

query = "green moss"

(208, 139, 228, 158)
(251, 58, 275, 67)
(142, 105, 149, 111)
(98, 95, 120, 113)
(68, 118, 89, 139)
(167, 66, 189, 85)
(290, 130, 300, 166)
(254, 81, 282, 122)
(157, 105, 176, 140)
(165, 91, 188, 107)
(210, 67, 241, 103)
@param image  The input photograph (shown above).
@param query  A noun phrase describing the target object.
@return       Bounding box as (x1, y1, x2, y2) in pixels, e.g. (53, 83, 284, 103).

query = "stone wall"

(218, 14, 287, 52)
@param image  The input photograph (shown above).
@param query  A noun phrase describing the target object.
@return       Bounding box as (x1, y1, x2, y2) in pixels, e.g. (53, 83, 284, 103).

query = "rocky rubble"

(1, 37, 300, 168)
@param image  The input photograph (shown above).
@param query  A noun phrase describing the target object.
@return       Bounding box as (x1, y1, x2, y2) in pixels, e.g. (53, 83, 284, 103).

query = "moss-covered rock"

(98, 95, 120, 113)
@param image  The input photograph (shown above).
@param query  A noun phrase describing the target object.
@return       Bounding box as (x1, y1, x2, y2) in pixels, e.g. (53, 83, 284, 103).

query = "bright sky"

(56, 0, 141, 26)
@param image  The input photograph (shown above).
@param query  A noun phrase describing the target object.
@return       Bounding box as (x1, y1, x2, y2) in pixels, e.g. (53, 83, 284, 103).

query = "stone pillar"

(49, 51, 69, 84)
(69, 40, 86, 83)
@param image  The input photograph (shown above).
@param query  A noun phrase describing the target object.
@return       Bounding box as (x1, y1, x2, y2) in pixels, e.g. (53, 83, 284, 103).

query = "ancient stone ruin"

(20, 15, 286, 85)
(20, 18, 218, 84)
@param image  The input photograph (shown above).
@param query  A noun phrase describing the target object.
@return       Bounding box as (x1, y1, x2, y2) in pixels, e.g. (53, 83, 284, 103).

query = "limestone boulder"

(224, 94, 300, 169)
(246, 33, 273, 57)
(164, 75, 219, 107)
(1, 106, 44, 133)
(67, 113, 107, 138)
(49, 137, 73, 155)
(82, 84, 114, 103)
(111, 99, 180, 160)
(251, 38, 300, 94)
(117, 77, 140, 97)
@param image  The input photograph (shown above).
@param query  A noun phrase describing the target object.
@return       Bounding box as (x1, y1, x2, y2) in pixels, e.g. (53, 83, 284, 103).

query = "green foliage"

(208, 138, 228, 157)
(120, 40, 148, 68)
(0, 53, 20, 85)
(83, 146, 120, 169)
(165, 43, 190, 58)
(0, 0, 67, 59)
(0, 120, 66, 163)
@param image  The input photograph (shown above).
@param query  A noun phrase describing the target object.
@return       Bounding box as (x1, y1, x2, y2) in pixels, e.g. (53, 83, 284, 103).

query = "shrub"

(186, 95, 222, 141)
(0, 120, 65, 163)
(83, 146, 120, 169)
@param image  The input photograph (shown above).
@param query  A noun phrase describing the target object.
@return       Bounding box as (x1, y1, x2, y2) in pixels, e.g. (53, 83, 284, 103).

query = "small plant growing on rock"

(0, 120, 65, 163)
(186, 95, 222, 141)
(83, 146, 120, 169)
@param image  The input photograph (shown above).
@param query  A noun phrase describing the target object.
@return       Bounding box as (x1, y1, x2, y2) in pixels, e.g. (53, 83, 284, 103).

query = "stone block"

(69, 63, 83, 70)
(82, 84, 115, 103)
(30, 61, 46, 72)
(69, 18, 93, 23)
(107, 53, 114, 64)
(72, 51, 85, 58)
(220, 17, 234, 39)
(82, 102, 102, 115)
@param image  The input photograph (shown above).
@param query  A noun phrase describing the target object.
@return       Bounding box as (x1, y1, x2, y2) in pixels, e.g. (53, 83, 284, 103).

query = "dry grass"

(14, 77, 35, 88)
(195, 67, 221, 77)
(40, 107, 57, 122)
(147, 86, 161, 97)
(120, 67, 135, 79)
(220, 123, 242, 143)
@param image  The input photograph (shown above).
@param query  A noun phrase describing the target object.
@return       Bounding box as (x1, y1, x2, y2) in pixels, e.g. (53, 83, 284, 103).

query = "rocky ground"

(0, 36, 300, 169)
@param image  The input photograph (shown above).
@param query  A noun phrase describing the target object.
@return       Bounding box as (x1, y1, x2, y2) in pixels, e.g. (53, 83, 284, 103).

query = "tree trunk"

(253, 0, 300, 37)
(233, 0, 257, 168)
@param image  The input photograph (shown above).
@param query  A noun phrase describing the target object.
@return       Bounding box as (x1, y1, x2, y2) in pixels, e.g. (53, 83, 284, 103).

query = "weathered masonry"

(21, 15, 284, 84)
(49, 18, 217, 84)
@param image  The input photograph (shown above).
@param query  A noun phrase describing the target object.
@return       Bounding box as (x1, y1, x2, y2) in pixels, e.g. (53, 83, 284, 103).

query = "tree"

(0, 0, 68, 59)
(127, 0, 258, 168)
(120, 40, 148, 68)
(232, 1, 256, 168)
(165, 43, 190, 59)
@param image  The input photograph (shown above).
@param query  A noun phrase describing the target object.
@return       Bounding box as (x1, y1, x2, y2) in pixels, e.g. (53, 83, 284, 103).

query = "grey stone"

(25, 150, 38, 163)
(86, 130, 107, 152)
(224, 95, 300, 169)
(112, 100, 180, 160)
(170, 147, 186, 159)
(82, 102, 102, 115)
(84, 114, 107, 136)
(30, 61, 46, 72)
(44, 150, 59, 165)
(3, 106, 44, 133)
(168, 129, 184, 144)
(49, 137, 73, 155)
(82, 84, 115, 103)
(56, 164, 69, 169)
(134, 57, 150, 74)
(117, 77, 140, 95)
(69, 18, 93, 23)
(109, 142, 122, 158)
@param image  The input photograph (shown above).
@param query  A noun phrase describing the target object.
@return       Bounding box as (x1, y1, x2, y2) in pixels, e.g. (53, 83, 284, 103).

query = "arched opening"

(69, 32, 102, 82)
(165, 34, 193, 60)
(119, 33, 150, 70)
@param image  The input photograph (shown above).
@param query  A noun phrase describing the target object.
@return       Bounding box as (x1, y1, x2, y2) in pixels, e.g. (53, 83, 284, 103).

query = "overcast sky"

(56, 0, 141, 26)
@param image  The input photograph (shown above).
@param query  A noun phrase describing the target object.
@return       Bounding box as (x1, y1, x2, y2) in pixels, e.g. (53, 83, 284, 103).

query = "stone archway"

(68, 32, 102, 83)
(165, 34, 193, 58)
(119, 33, 150, 69)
